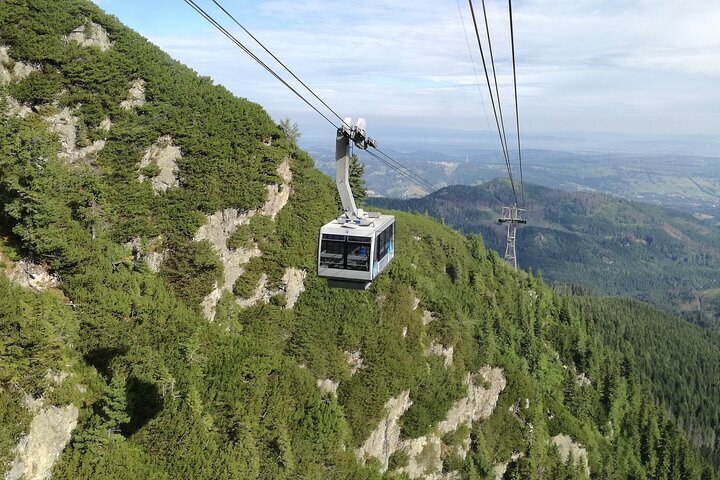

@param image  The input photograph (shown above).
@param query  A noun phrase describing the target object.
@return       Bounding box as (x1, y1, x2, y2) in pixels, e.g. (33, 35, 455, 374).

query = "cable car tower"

(498, 206, 526, 270)
(317, 118, 396, 289)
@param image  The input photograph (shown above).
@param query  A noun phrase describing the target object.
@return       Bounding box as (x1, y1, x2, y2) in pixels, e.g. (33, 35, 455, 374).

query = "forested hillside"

(572, 296, 720, 466)
(369, 180, 720, 327)
(1, 1, 718, 479)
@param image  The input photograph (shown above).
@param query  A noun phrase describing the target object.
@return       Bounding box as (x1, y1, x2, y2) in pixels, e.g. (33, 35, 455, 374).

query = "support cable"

(209, 0, 350, 128)
(508, 0, 525, 207)
(370, 147, 437, 193)
(480, 0, 513, 184)
(184, 0, 437, 195)
(467, 0, 518, 206)
(364, 149, 434, 194)
(183, 0, 338, 129)
(456, 0, 505, 169)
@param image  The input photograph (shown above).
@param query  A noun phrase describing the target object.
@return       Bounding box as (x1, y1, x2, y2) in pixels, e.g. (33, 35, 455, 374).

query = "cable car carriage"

(317, 118, 395, 289)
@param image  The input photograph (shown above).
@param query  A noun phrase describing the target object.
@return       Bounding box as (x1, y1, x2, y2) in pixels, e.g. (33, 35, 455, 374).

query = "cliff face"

(0, 1, 717, 479)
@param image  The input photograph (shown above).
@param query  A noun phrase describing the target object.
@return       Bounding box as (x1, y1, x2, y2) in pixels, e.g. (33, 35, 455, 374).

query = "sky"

(92, 0, 720, 146)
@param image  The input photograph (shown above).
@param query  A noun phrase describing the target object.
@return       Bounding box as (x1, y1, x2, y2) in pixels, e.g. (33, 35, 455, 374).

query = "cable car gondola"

(317, 118, 395, 290)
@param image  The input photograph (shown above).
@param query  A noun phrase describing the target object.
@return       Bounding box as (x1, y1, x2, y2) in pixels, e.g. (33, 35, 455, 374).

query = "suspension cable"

(508, 0, 525, 207)
(208, 0, 350, 129)
(455, 0, 502, 163)
(370, 147, 437, 193)
(467, 0, 518, 206)
(184, 0, 438, 196)
(183, 0, 338, 129)
(364, 149, 435, 194)
(480, 0, 513, 181)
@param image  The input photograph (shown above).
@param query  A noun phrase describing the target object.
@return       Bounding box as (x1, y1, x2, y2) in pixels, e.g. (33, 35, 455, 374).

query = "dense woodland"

(0, 1, 719, 478)
(370, 180, 720, 328)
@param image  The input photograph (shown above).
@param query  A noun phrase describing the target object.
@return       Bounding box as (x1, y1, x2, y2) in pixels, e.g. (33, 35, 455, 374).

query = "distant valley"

(303, 135, 720, 218)
(369, 180, 720, 327)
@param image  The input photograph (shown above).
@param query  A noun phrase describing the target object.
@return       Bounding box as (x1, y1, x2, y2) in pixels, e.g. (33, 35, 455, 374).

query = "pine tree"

(349, 154, 367, 205)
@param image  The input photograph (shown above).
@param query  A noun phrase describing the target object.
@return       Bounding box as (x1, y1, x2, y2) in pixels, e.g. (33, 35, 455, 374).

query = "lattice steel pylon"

(498, 206, 527, 270)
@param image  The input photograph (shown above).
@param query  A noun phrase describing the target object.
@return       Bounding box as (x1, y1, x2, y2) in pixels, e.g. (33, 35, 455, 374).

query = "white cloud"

(99, 0, 720, 137)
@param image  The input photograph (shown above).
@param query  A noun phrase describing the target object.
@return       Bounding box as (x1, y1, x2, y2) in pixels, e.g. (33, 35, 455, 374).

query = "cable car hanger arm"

(336, 117, 376, 221)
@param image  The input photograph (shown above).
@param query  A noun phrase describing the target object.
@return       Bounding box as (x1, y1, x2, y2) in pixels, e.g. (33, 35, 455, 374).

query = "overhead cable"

(466, 0, 518, 206)
(480, 0, 512, 177)
(208, 0, 350, 128)
(184, 0, 437, 195)
(183, 0, 338, 128)
(455, 0, 502, 160)
(364, 149, 435, 194)
(371, 147, 437, 193)
(508, 0, 525, 207)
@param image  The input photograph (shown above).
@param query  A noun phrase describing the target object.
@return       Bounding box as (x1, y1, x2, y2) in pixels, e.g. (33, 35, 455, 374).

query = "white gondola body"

(317, 214, 395, 289)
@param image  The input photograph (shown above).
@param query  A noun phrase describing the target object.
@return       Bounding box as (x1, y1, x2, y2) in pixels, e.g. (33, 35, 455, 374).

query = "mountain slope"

(0, 1, 718, 479)
(369, 179, 720, 326)
(572, 296, 720, 466)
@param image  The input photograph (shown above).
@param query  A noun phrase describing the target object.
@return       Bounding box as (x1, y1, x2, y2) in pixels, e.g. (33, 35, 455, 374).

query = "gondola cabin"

(318, 214, 395, 289)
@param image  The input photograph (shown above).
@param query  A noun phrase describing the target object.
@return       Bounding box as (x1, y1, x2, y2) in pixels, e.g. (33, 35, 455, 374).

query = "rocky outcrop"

(66, 21, 112, 51)
(236, 273, 269, 308)
(0, 46, 10, 84)
(551, 434, 590, 476)
(125, 236, 166, 273)
(576, 372, 592, 386)
(259, 158, 292, 219)
(427, 341, 454, 368)
(317, 378, 339, 397)
(120, 79, 146, 110)
(194, 159, 295, 318)
(44, 107, 105, 164)
(98, 117, 112, 132)
(5, 404, 79, 480)
(11, 61, 37, 80)
(397, 367, 506, 479)
(138, 135, 181, 193)
(436, 367, 506, 436)
(195, 209, 260, 321)
(1, 46, 39, 118)
(282, 267, 306, 308)
(345, 350, 365, 375)
(356, 367, 506, 479)
(0, 46, 38, 85)
(5, 97, 32, 118)
(356, 390, 412, 471)
(4, 259, 60, 292)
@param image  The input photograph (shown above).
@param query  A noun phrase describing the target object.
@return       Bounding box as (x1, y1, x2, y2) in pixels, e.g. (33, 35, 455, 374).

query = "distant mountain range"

(304, 137, 720, 218)
(369, 179, 720, 327)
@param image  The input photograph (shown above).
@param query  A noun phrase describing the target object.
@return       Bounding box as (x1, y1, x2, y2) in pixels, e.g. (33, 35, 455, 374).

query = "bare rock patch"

(138, 135, 181, 193)
(194, 209, 261, 320)
(422, 310, 435, 325)
(426, 341, 454, 368)
(356, 390, 412, 471)
(66, 21, 112, 51)
(345, 350, 365, 375)
(317, 378, 339, 397)
(551, 433, 590, 476)
(236, 273, 270, 308)
(259, 158, 292, 219)
(282, 267, 306, 308)
(5, 404, 79, 480)
(6, 97, 32, 118)
(125, 236, 166, 273)
(0, 46, 38, 85)
(44, 107, 105, 164)
(355, 367, 506, 478)
(120, 79, 146, 110)
(4, 258, 60, 293)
